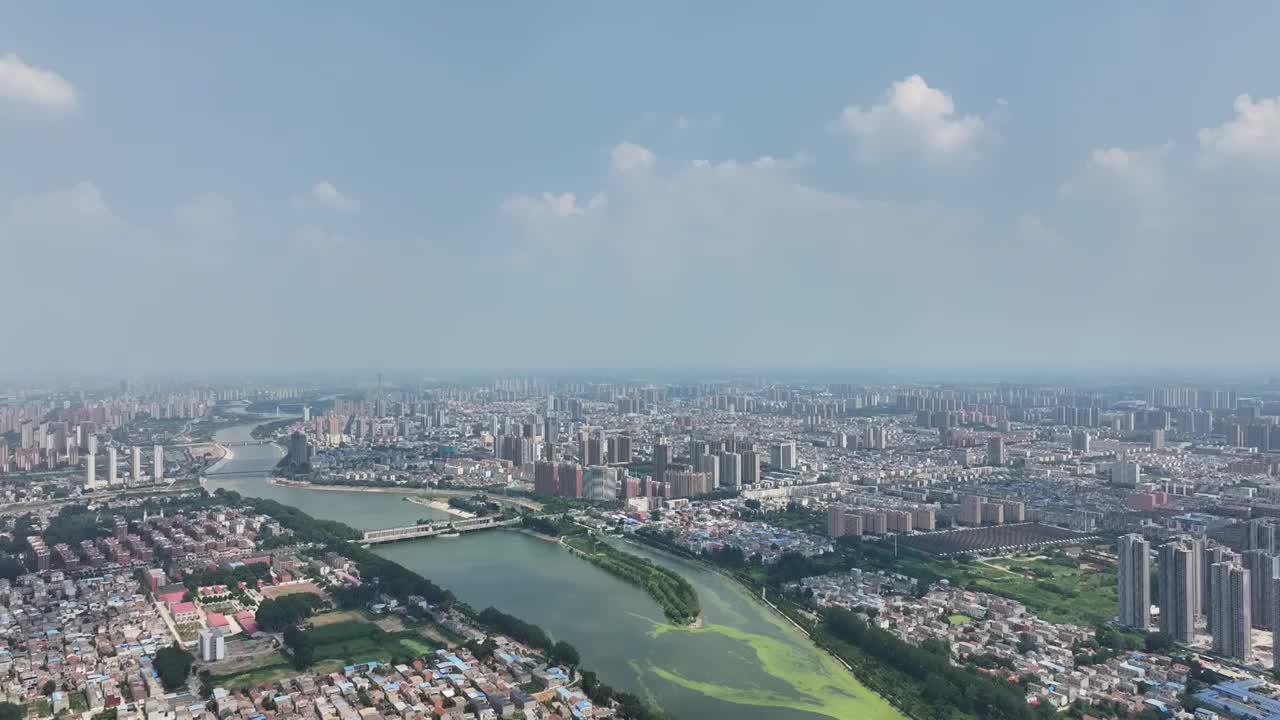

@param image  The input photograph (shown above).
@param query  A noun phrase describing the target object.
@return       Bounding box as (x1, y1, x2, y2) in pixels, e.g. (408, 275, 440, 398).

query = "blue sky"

(3, 3, 1280, 376)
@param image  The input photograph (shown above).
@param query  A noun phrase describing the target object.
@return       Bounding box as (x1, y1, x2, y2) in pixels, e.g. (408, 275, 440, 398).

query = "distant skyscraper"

(741, 450, 762, 485)
(1244, 550, 1280, 630)
(688, 440, 709, 473)
(1212, 561, 1252, 661)
(987, 437, 1006, 466)
(1273, 577, 1280, 671)
(769, 441, 797, 470)
(1112, 457, 1141, 488)
(1070, 430, 1091, 454)
(131, 446, 141, 485)
(85, 453, 96, 489)
(1159, 540, 1196, 642)
(1121, 532, 1152, 627)
(1151, 428, 1166, 450)
(1247, 519, 1277, 553)
(960, 495, 984, 526)
(153, 445, 164, 483)
(697, 454, 720, 489)
(106, 447, 118, 486)
(718, 451, 741, 488)
(653, 441, 671, 484)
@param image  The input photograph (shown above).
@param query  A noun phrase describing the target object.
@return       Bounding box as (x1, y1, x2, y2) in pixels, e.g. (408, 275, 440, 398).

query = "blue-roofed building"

(1194, 679, 1280, 720)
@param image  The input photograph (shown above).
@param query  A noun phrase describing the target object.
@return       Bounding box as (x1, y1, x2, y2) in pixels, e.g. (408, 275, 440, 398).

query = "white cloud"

(1085, 143, 1172, 198)
(297, 181, 360, 213)
(1198, 94, 1280, 166)
(11, 181, 116, 229)
(501, 192, 607, 223)
(295, 223, 349, 252)
(610, 142, 656, 175)
(0, 53, 78, 112)
(835, 74, 984, 160)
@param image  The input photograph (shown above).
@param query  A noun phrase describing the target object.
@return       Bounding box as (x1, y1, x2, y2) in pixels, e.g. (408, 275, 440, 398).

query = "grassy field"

(212, 620, 446, 690)
(946, 613, 972, 625)
(954, 555, 1117, 626)
(310, 610, 363, 626)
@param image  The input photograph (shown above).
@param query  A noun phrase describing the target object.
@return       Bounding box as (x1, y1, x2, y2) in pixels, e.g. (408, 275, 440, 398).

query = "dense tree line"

(822, 608, 1036, 720)
(477, 607, 553, 652)
(153, 643, 195, 691)
(520, 514, 579, 537)
(447, 496, 498, 517)
(580, 670, 669, 720)
(254, 594, 325, 632)
(569, 539, 699, 624)
(181, 562, 273, 592)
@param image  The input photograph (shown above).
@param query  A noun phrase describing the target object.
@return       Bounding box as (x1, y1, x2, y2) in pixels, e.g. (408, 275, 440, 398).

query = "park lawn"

(213, 656, 345, 690)
(303, 620, 445, 666)
(310, 610, 363, 626)
(960, 556, 1117, 626)
(946, 614, 972, 626)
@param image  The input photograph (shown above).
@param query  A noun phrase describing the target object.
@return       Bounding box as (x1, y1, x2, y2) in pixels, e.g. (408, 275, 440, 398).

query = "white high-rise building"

(864, 426, 886, 450)
(697, 454, 720, 489)
(1244, 550, 1280, 629)
(1118, 534, 1151, 630)
(770, 441, 797, 470)
(106, 447, 118, 486)
(1211, 561, 1252, 661)
(131, 446, 141, 484)
(719, 452, 741, 488)
(197, 629, 225, 662)
(153, 445, 164, 483)
(1112, 457, 1142, 488)
(1159, 540, 1196, 643)
(85, 454, 96, 489)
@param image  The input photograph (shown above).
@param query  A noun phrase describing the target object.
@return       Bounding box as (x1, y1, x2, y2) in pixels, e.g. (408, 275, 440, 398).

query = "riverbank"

(564, 535, 701, 625)
(404, 496, 475, 519)
(267, 478, 543, 511)
(206, 444, 236, 475)
(624, 534, 910, 719)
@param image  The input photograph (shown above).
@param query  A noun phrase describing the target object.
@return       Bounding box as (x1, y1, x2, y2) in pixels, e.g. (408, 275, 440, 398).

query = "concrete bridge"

(361, 516, 522, 544)
(222, 440, 274, 447)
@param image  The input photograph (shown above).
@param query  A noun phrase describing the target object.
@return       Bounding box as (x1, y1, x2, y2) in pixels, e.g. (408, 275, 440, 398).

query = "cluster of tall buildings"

(1117, 524, 1280, 666)
(827, 504, 935, 538)
(958, 494, 1025, 526)
(82, 444, 164, 489)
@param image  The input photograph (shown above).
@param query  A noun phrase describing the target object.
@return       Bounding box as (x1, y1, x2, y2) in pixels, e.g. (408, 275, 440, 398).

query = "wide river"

(207, 420, 901, 720)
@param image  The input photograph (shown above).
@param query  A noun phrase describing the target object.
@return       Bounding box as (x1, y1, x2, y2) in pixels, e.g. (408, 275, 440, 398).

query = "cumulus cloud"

(11, 181, 117, 230)
(0, 53, 78, 112)
(1198, 94, 1280, 166)
(501, 191, 607, 223)
(297, 181, 360, 213)
(835, 74, 984, 160)
(1085, 143, 1172, 198)
(610, 142, 656, 175)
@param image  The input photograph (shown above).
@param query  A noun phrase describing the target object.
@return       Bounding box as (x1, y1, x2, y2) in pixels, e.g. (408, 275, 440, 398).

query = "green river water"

(207, 420, 902, 720)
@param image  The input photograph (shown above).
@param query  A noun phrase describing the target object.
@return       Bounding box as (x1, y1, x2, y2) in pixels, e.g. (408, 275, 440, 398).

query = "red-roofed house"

(207, 612, 231, 629)
(157, 590, 186, 605)
(169, 601, 199, 623)
(234, 611, 259, 636)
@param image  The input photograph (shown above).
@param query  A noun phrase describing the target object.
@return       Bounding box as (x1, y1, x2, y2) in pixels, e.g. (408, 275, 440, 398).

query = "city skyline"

(4, 4, 1280, 373)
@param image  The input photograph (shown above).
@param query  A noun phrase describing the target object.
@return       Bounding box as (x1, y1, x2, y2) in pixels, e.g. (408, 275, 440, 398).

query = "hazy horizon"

(4, 4, 1280, 375)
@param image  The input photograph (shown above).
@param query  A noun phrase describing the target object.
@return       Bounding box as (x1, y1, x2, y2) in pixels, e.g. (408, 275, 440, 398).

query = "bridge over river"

(361, 515, 522, 544)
